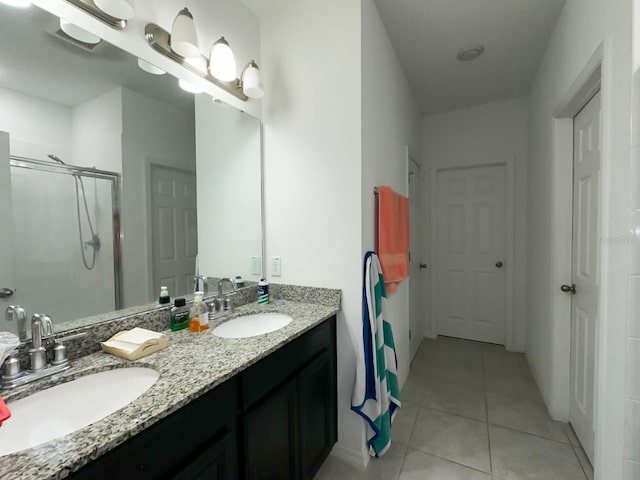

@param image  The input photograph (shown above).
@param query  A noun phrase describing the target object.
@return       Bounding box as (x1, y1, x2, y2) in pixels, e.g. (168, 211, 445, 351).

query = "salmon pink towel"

(377, 186, 409, 294)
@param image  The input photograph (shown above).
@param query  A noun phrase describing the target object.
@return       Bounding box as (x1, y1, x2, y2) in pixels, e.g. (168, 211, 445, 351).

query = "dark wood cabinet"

(298, 350, 335, 480)
(70, 316, 336, 480)
(243, 379, 298, 480)
(241, 317, 337, 480)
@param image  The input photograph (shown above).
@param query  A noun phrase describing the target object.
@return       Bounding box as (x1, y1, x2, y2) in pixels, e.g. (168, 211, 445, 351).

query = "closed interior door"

(569, 91, 601, 464)
(0, 132, 18, 333)
(409, 157, 423, 360)
(150, 165, 198, 298)
(436, 165, 506, 344)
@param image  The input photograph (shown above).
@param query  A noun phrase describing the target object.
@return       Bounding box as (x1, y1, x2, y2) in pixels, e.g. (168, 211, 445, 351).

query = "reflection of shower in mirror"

(47, 154, 101, 270)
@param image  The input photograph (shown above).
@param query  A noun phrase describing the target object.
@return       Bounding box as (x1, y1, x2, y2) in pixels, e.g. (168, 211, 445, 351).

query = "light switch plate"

(271, 256, 282, 276)
(251, 256, 261, 276)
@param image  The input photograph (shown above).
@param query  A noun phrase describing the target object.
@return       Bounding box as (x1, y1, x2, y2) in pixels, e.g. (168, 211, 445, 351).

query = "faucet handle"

(6, 306, 28, 341)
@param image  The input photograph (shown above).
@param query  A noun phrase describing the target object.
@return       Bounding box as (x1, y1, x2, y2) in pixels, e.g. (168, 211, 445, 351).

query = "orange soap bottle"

(189, 291, 209, 332)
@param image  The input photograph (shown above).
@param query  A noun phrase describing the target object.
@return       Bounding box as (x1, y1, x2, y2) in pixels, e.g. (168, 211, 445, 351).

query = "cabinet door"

(243, 379, 298, 480)
(298, 351, 335, 480)
(172, 429, 238, 480)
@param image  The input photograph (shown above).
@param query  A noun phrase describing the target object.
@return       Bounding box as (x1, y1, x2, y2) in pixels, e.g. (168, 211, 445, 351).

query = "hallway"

(315, 338, 593, 480)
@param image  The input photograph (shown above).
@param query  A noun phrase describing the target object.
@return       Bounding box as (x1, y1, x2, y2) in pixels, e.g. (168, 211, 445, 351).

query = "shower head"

(47, 154, 66, 165)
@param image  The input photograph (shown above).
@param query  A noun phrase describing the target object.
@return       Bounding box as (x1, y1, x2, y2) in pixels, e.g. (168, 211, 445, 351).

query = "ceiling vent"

(456, 44, 485, 62)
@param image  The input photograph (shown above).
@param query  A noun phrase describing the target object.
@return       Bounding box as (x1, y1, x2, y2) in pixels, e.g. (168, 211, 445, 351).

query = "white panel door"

(436, 165, 506, 344)
(569, 91, 601, 464)
(0, 132, 19, 333)
(150, 165, 198, 299)
(409, 157, 423, 360)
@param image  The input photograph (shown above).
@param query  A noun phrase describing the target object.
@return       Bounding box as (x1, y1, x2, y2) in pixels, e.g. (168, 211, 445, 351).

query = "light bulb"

(242, 60, 263, 99)
(138, 59, 166, 75)
(178, 78, 203, 94)
(60, 18, 101, 45)
(0, 0, 31, 7)
(209, 37, 236, 82)
(171, 7, 200, 58)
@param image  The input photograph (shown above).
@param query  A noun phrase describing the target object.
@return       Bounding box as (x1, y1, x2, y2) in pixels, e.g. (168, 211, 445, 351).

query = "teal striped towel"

(351, 251, 401, 457)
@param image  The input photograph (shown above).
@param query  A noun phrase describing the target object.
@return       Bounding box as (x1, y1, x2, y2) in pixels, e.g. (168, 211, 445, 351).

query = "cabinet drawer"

(240, 319, 331, 409)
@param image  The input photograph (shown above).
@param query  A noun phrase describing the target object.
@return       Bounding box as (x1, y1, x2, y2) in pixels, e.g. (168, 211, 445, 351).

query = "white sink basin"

(212, 313, 293, 338)
(0, 367, 159, 456)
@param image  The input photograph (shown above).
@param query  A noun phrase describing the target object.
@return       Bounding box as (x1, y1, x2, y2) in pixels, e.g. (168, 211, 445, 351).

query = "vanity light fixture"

(145, 23, 250, 101)
(241, 60, 263, 99)
(62, 0, 129, 30)
(170, 7, 200, 59)
(209, 37, 236, 82)
(60, 18, 101, 45)
(178, 79, 203, 94)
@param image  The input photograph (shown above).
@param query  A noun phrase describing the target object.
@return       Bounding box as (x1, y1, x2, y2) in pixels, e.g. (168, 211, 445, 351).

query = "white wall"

(0, 87, 72, 160)
(121, 88, 196, 307)
(626, 3, 640, 477)
(422, 97, 528, 351)
(71, 88, 123, 173)
(527, 0, 632, 477)
(260, 0, 365, 465)
(194, 96, 262, 281)
(361, 0, 422, 386)
(33, 0, 262, 118)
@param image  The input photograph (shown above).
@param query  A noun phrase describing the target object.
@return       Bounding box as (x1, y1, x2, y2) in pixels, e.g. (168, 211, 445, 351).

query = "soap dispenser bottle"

(189, 291, 209, 332)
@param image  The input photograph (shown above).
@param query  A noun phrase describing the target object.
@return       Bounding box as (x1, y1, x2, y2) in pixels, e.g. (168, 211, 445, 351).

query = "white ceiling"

(0, 4, 192, 111)
(373, 0, 567, 113)
(241, 0, 566, 114)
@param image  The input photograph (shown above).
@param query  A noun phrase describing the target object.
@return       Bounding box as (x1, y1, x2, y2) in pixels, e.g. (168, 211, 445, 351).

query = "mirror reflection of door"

(0, 132, 18, 334)
(150, 165, 198, 299)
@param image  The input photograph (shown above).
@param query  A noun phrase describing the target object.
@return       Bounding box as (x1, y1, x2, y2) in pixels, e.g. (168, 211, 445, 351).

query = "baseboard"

(330, 442, 369, 470)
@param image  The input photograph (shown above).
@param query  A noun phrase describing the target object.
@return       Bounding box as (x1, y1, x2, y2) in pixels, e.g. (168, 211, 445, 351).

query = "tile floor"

(314, 337, 594, 480)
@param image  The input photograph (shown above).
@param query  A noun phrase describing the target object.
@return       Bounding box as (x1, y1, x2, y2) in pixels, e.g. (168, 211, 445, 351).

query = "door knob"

(0, 288, 14, 299)
(495, 261, 503, 268)
(419, 264, 428, 269)
(561, 284, 577, 294)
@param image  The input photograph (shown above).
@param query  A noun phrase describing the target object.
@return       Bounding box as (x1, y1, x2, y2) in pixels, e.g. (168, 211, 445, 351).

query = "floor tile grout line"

(404, 445, 493, 476)
(487, 422, 573, 446)
(481, 346, 494, 474)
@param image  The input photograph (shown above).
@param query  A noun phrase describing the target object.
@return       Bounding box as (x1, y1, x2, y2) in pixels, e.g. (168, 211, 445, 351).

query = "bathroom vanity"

(0, 296, 339, 480)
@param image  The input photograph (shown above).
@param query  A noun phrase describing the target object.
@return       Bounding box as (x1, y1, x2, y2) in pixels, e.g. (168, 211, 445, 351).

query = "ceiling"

(0, 4, 193, 111)
(241, 0, 566, 114)
(372, 0, 567, 114)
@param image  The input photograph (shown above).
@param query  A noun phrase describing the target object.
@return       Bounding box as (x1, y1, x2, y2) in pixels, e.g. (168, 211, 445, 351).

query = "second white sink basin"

(212, 313, 293, 338)
(0, 367, 159, 456)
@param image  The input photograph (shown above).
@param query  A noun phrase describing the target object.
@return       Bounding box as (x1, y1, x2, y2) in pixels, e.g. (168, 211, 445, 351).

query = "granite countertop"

(0, 300, 339, 480)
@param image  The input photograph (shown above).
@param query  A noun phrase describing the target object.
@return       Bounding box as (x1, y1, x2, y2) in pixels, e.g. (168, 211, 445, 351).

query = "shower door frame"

(9, 156, 123, 310)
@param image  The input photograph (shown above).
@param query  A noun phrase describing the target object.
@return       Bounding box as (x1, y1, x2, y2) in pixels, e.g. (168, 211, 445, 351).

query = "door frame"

(550, 43, 626, 479)
(407, 147, 423, 360)
(429, 159, 516, 350)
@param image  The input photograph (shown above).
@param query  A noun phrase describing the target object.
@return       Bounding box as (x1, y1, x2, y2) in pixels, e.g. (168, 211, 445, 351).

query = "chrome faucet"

(211, 278, 236, 317)
(1, 311, 86, 390)
(6, 305, 28, 341)
(29, 314, 53, 372)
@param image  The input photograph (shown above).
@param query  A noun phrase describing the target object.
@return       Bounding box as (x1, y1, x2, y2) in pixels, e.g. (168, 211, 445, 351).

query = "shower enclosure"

(9, 156, 122, 322)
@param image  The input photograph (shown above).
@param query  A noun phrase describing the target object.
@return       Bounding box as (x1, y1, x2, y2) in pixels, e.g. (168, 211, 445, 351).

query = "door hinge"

(409, 329, 412, 339)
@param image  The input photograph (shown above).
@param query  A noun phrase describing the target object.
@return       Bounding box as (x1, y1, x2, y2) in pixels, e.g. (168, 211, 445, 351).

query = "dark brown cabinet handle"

(419, 264, 427, 269)
(561, 284, 577, 294)
(495, 261, 503, 268)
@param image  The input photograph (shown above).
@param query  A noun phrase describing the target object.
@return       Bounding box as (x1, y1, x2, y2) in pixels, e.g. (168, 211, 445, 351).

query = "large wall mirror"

(0, 3, 263, 335)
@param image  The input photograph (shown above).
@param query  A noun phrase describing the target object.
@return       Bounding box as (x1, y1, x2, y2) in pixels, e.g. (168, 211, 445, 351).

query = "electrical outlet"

(271, 256, 282, 276)
(251, 256, 261, 276)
